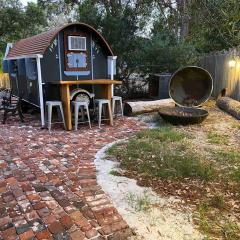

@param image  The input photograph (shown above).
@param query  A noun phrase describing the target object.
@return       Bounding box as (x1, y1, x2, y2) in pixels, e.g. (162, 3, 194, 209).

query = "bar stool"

(72, 101, 91, 130)
(112, 96, 123, 117)
(95, 99, 113, 128)
(46, 101, 66, 131)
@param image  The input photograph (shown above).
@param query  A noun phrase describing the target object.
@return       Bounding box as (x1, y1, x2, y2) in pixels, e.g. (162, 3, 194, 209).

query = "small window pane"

(68, 36, 86, 51)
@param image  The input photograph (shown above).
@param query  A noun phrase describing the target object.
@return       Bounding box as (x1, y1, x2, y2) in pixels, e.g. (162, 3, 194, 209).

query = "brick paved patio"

(0, 115, 144, 240)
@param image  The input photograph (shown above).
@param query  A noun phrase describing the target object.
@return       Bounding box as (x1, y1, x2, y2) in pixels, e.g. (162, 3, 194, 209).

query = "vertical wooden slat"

(101, 84, 113, 126)
(199, 48, 240, 101)
(60, 84, 72, 130)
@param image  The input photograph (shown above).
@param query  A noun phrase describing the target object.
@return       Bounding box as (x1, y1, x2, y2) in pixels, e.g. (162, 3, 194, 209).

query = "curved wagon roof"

(6, 22, 114, 59)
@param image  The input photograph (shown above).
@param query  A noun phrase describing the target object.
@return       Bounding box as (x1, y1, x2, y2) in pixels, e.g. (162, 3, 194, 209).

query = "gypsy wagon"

(2, 22, 120, 130)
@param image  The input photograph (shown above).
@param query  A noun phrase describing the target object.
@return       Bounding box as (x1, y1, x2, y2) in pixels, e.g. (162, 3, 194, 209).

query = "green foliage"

(0, 0, 46, 52)
(189, 0, 240, 52)
(140, 29, 198, 73)
(1, 0, 240, 83)
(0, 51, 3, 72)
(76, 0, 102, 29)
(75, 0, 154, 82)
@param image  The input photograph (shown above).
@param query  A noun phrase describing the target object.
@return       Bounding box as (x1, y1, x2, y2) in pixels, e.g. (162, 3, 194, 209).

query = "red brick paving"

(0, 115, 144, 239)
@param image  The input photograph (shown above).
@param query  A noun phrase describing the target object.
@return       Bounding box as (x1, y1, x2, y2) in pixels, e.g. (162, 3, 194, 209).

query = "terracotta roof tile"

(6, 23, 113, 59)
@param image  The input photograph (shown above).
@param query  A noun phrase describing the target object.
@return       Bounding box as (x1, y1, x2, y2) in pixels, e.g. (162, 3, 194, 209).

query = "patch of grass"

(232, 124, 240, 130)
(213, 150, 240, 164)
(106, 142, 126, 160)
(207, 132, 228, 145)
(231, 168, 240, 182)
(198, 203, 213, 235)
(109, 170, 121, 176)
(222, 220, 240, 240)
(126, 191, 152, 212)
(107, 128, 215, 180)
(136, 126, 187, 142)
(211, 150, 240, 182)
(209, 193, 226, 209)
(197, 202, 240, 239)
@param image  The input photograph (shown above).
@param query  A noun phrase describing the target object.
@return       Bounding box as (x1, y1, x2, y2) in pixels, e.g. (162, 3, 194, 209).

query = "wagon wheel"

(71, 92, 95, 118)
(72, 92, 91, 105)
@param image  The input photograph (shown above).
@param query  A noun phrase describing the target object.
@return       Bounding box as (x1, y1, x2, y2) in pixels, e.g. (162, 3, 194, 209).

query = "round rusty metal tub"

(169, 66, 213, 107)
(158, 106, 208, 125)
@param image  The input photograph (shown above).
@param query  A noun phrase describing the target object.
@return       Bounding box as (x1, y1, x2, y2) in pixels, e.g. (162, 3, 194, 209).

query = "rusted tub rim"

(168, 66, 214, 108)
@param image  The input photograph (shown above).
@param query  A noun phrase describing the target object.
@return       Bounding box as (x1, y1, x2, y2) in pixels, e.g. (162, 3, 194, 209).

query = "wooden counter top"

(50, 79, 122, 85)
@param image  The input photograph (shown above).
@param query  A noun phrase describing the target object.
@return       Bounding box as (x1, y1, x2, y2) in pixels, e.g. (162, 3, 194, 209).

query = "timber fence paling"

(200, 48, 240, 101)
(0, 73, 10, 88)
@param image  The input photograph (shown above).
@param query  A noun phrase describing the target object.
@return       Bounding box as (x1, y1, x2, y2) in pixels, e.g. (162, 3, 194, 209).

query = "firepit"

(158, 106, 208, 125)
(158, 66, 213, 125)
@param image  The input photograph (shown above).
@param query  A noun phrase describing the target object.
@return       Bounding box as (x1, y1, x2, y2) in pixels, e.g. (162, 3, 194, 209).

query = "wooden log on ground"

(124, 99, 175, 116)
(216, 97, 240, 120)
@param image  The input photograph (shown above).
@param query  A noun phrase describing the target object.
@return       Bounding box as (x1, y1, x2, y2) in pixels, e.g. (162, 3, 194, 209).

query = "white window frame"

(68, 36, 86, 51)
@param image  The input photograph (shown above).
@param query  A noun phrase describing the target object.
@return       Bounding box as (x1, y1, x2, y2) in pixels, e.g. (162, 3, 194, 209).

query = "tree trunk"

(216, 97, 240, 120)
(177, 0, 190, 38)
(124, 99, 175, 116)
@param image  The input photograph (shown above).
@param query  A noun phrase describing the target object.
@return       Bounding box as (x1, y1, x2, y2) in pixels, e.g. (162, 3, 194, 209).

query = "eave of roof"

(5, 22, 114, 60)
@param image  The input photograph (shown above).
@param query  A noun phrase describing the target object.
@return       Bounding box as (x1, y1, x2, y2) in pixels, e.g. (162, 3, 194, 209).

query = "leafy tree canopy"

(1, 0, 240, 77)
(0, 0, 46, 53)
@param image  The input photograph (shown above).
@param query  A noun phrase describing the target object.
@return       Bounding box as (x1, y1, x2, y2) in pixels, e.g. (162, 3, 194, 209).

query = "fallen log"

(124, 99, 175, 116)
(216, 97, 240, 120)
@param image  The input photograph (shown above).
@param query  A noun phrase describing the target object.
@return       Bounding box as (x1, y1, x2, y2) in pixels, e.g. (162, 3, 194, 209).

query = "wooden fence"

(0, 73, 10, 88)
(200, 48, 240, 101)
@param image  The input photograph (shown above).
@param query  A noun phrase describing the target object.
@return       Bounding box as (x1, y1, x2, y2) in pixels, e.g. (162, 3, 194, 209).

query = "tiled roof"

(6, 22, 114, 59)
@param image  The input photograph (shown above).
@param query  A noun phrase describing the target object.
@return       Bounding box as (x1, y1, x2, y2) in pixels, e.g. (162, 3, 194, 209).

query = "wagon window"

(68, 36, 86, 51)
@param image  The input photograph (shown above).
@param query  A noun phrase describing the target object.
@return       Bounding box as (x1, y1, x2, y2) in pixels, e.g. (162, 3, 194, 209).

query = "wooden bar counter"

(50, 79, 122, 130)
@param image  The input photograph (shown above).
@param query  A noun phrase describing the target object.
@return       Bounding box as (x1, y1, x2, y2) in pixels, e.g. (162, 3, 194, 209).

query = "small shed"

(2, 22, 118, 128)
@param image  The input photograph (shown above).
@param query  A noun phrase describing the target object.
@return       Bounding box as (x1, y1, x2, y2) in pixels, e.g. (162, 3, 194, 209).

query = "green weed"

(207, 132, 228, 145)
(126, 191, 152, 212)
(107, 128, 214, 180)
(109, 170, 121, 176)
(209, 193, 225, 209)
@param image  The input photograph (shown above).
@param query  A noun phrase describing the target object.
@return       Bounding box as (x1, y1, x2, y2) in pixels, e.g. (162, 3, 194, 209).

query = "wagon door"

(9, 60, 19, 96)
(25, 58, 39, 106)
(17, 59, 28, 98)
